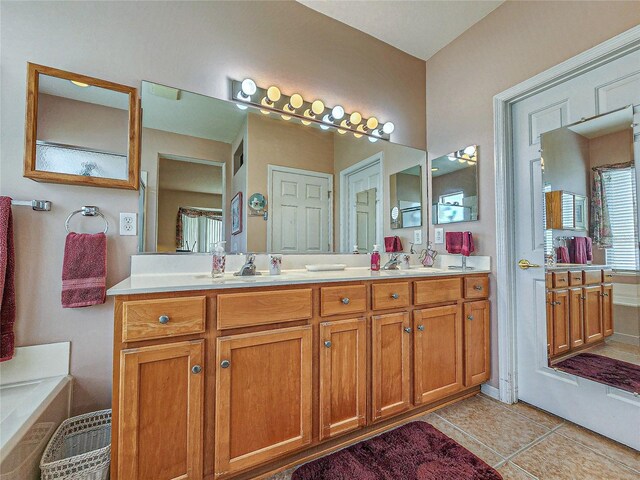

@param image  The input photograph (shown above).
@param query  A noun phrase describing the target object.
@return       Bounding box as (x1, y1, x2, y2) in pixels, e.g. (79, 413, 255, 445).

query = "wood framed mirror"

(24, 63, 140, 189)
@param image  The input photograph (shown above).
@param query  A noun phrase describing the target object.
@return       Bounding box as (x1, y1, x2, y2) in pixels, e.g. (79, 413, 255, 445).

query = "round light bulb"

(241, 78, 257, 96)
(337, 129, 347, 135)
(301, 118, 311, 126)
(311, 100, 325, 115)
(368, 136, 378, 143)
(382, 122, 395, 134)
(447, 155, 456, 162)
(236, 104, 248, 111)
(331, 105, 345, 120)
(281, 114, 292, 120)
(366, 117, 379, 130)
(267, 86, 281, 102)
(354, 132, 363, 139)
(350, 112, 362, 125)
(71, 80, 89, 88)
(320, 124, 330, 130)
(289, 93, 303, 109)
(356, 124, 366, 133)
(464, 145, 476, 156)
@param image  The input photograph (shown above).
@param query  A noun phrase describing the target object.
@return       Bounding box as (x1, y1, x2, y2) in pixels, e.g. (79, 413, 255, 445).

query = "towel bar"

(65, 206, 109, 234)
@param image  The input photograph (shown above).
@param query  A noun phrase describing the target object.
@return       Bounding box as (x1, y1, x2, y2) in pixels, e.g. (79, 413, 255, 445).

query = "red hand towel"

(461, 232, 475, 257)
(384, 236, 403, 253)
(557, 246, 570, 264)
(445, 232, 463, 254)
(0, 197, 16, 362)
(62, 233, 107, 308)
(574, 237, 587, 265)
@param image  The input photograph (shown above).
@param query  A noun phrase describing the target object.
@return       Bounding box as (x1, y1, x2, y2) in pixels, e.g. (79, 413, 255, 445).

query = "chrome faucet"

(234, 253, 261, 276)
(382, 253, 401, 270)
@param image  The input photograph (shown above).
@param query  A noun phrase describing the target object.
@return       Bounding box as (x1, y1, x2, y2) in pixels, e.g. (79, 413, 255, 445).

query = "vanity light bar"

(230, 79, 394, 141)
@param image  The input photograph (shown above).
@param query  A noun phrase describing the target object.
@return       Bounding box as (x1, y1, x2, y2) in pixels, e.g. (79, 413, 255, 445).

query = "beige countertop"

(546, 264, 609, 271)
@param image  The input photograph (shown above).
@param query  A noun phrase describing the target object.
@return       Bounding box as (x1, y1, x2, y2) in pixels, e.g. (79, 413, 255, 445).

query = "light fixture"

(70, 80, 89, 88)
(464, 145, 476, 156)
(230, 78, 396, 140)
(432, 167, 439, 172)
(283, 93, 304, 113)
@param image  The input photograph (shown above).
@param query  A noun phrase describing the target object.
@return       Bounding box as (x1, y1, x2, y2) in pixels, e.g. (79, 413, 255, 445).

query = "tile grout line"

(500, 423, 564, 465)
(478, 393, 567, 431)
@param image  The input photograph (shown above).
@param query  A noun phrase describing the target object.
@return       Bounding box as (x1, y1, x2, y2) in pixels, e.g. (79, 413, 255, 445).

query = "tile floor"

(269, 394, 639, 480)
(586, 339, 640, 366)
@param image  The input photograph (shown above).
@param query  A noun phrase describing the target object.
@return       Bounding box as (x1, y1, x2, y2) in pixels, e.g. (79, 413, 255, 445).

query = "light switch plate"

(119, 213, 137, 236)
(413, 230, 422, 245)
(434, 228, 444, 244)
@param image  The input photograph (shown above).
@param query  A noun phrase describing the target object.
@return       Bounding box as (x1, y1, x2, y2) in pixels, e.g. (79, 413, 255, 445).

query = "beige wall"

(0, 1, 425, 414)
(157, 190, 222, 252)
(246, 113, 335, 252)
(425, 1, 640, 388)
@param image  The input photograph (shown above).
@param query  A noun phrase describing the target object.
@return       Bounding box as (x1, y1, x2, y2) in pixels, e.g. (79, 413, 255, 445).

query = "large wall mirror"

(541, 105, 639, 391)
(139, 81, 426, 254)
(431, 145, 478, 224)
(390, 166, 422, 229)
(24, 63, 140, 189)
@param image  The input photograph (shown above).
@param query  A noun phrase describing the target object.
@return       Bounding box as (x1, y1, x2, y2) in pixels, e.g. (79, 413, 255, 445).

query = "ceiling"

(297, 0, 504, 60)
(568, 107, 633, 139)
(39, 73, 129, 109)
(158, 157, 223, 195)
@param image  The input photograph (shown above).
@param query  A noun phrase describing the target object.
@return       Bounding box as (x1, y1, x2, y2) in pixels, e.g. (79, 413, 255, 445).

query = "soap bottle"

(212, 241, 226, 278)
(353, 244, 360, 254)
(371, 244, 381, 271)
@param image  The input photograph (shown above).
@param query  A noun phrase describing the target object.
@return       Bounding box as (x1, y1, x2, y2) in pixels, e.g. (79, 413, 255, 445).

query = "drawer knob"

(467, 315, 474, 321)
(391, 293, 399, 299)
(404, 327, 412, 334)
(324, 340, 332, 348)
(220, 360, 231, 369)
(158, 315, 170, 324)
(601, 292, 609, 297)
(191, 365, 202, 374)
(417, 325, 425, 331)
(341, 297, 350, 305)
(473, 285, 483, 291)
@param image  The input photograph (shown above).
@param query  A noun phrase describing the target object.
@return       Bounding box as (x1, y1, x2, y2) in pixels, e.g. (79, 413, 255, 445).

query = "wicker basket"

(40, 409, 111, 480)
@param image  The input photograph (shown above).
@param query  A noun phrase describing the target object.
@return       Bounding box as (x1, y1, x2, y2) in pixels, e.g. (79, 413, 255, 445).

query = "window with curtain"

(543, 184, 553, 256)
(603, 167, 638, 271)
(176, 207, 223, 253)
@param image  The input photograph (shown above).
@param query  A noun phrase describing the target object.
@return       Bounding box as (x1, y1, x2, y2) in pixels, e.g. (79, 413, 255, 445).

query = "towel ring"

(65, 206, 109, 234)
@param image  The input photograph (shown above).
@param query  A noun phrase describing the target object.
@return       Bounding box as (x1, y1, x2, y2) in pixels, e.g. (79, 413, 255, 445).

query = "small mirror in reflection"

(431, 145, 478, 224)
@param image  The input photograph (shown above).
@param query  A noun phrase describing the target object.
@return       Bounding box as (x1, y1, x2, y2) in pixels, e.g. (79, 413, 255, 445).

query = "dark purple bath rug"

(291, 421, 502, 480)
(555, 352, 640, 394)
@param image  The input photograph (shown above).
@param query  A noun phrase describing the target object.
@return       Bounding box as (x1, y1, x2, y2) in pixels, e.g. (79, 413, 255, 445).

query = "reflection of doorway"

(268, 165, 333, 253)
(340, 153, 383, 253)
(156, 155, 225, 253)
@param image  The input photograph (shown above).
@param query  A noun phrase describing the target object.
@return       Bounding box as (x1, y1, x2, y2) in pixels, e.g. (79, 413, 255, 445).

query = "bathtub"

(0, 343, 72, 480)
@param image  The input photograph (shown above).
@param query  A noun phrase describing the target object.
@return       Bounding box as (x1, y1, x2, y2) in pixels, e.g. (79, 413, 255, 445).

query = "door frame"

(267, 164, 334, 253)
(493, 25, 640, 404)
(339, 152, 384, 252)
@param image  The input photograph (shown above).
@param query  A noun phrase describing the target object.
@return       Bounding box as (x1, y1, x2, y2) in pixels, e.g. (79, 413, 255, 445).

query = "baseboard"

(610, 332, 640, 346)
(480, 383, 501, 401)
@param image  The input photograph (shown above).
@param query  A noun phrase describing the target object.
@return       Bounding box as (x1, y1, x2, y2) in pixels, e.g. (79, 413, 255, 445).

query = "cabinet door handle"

(601, 293, 609, 297)
(324, 340, 332, 348)
(473, 285, 483, 291)
(191, 365, 202, 374)
(417, 325, 425, 331)
(220, 360, 231, 369)
(341, 297, 350, 305)
(467, 315, 474, 321)
(404, 327, 412, 334)
(391, 293, 399, 299)
(158, 315, 170, 324)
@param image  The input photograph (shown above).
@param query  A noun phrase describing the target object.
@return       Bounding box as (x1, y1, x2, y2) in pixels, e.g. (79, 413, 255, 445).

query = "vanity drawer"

(583, 270, 602, 285)
(321, 285, 366, 317)
(122, 296, 206, 342)
(602, 270, 614, 282)
(464, 276, 489, 299)
(552, 272, 569, 288)
(569, 271, 583, 286)
(414, 277, 462, 305)
(371, 282, 410, 310)
(217, 288, 312, 329)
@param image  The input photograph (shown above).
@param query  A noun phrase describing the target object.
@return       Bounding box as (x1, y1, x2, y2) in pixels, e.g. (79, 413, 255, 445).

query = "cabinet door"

(602, 284, 614, 337)
(215, 326, 312, 477)
(546, 291, 553, 356)
(413, 305, 463, 405)
(463, 300, 490, 387)
(551, 290, 570, 356)
(583, 286, 604, 344)
(319, 318, 367, 440)
(118, 340, 204, 480)
(569, 288, 584, 348)
(371, 312, 411, 422)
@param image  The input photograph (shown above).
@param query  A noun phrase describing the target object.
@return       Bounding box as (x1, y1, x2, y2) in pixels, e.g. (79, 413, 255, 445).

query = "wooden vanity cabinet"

(319, 318, 367, 440)
(371, 312, 411, 422)
(413, 305, 464, 405)
(568, 288, 585, 348)
(117, 340, 204, 480)
(463, 300, 491, 387)
(602, 283, 614, 337)
(550, 290, 571, 356)
(215, 326, 313, 476)
(583, 285, 604, 344)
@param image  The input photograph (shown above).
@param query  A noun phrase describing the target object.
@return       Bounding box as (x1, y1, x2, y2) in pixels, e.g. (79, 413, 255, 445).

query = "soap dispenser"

(371, 244, 381, 271)
(212, 241, 227, 278)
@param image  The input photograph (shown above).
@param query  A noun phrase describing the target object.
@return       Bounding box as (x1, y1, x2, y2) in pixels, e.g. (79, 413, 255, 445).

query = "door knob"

(158, 315, 170, 324)
(191, 365, 202, 374)
(518, 259, 541, 270)
(341, 297, 350, 305)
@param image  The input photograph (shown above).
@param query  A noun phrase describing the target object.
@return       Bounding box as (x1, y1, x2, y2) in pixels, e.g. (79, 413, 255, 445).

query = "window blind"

(603, 167, 639, 271)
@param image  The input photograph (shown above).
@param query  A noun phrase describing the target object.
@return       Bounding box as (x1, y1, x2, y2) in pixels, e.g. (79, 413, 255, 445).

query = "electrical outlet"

(413, 229, 422, 245)
(119, 213, 137, 236)
(434, 228, 444, 244)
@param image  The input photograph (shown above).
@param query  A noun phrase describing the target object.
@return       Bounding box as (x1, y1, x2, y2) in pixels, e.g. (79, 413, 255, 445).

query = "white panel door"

(346, 161, 381, 253)
(270, 167, 332, 253)
(356, 188, 377, 254)
(511, 48, 639, 448)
